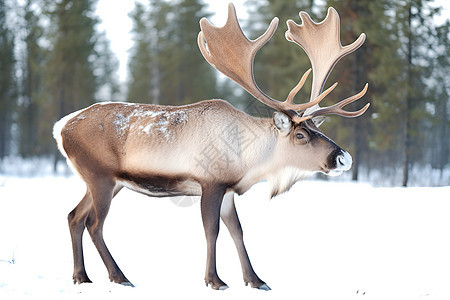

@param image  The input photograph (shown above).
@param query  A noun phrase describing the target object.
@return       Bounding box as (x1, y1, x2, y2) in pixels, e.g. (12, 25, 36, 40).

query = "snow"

(109, 104, 188, 142)
(0, 174, 450, 300)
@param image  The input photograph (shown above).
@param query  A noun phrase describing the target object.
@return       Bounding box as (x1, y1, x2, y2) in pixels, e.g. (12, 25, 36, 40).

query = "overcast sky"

(95, 0, 449, 84)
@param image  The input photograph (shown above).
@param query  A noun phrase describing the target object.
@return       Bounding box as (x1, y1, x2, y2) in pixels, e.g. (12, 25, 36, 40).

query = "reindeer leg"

(68, 190, 93, 284)
(220, 192, 270, 290)
(85, 179, 132, 286)
(201, 184, 228, 290)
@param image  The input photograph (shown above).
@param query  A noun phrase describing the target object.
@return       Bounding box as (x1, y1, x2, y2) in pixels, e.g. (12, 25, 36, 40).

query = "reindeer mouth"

(320, 166, 343, 177)
(328, 169, 344, 176)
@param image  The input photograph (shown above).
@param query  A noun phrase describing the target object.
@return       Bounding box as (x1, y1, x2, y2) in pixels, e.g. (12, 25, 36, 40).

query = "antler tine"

(198, 3, 324, 116)
(309, 83, 370, 118)
(286, 68, 311, 105)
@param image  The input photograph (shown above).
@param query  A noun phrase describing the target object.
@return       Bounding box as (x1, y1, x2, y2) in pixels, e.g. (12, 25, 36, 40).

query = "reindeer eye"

(296, 133, 304, 140)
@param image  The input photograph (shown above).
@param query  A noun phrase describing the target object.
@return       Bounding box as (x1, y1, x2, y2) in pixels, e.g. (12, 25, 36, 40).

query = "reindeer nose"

(336, 150, 352, 171)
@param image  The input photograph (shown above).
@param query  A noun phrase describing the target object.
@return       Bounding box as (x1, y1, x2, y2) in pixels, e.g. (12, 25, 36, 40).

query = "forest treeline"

(0, 0, 448, 186)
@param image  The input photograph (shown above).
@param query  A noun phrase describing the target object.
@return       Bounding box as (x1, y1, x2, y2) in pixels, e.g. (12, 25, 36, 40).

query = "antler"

(285, 7, 370, 118)
(198, 3, 334, 123)
(309, 83, 369, 117)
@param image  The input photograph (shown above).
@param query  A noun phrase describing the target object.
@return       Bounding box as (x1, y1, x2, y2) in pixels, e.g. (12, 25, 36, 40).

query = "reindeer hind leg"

(68, 189, 93, 284)
(84, 178, 132, 286)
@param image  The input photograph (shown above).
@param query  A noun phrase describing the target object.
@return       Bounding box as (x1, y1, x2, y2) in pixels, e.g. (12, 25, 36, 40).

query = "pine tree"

(46, 0, 99, 114)
(427, 20, 449, 179)
(95, 31, 120, 101)
(170, 0, 216, 104)
(367, 0, 405, 175)
(361, 0, 445, 186)
(18, 0, 46, 157)
(127, 2, 154, 103)
(392, 0, 439, 186)
(128, 0, 216, 106)
(0, 0, 17, 160)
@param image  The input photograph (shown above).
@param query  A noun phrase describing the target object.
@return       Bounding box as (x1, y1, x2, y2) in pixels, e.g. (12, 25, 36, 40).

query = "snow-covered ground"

(0, 175, 450, 299)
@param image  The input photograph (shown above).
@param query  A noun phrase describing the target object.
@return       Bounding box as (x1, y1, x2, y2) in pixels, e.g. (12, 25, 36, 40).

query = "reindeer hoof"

(73, 272, 92, 285)
(257, 283, 271, 291)
(205, 280, 229, 290)
(245, 279, 271, 291)
(109, 272, 134, 287)
(120, 281, 135, 287)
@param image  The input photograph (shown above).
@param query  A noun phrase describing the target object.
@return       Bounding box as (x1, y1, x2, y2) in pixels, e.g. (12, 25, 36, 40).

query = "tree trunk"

(438, 90, 448, 177)
(351, 0, 363, 182)
(402, 3, 413, 187)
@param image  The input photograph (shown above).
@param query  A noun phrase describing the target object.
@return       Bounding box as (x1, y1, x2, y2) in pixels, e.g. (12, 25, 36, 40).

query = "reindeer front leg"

(220, 192, 270, 290)
(200, 184, 228, 290)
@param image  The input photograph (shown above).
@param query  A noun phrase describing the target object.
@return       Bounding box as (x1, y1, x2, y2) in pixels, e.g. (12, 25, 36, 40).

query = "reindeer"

(53, 4, 369, 291)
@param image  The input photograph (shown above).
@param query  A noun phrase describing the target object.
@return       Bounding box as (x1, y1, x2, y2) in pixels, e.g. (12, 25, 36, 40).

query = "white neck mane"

(267, 167, 315, 198)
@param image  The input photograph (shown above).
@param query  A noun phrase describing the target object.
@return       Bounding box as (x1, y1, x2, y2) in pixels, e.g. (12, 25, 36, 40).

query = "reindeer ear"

(273, 112, 292, 133)
(312, 116, 326, 127)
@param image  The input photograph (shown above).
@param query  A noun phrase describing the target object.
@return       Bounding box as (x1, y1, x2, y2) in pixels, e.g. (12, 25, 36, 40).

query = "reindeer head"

(198, 4, 369, 178)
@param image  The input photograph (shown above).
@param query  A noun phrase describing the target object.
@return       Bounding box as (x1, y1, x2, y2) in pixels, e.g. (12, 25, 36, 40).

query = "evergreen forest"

(0, 0, 448, 186)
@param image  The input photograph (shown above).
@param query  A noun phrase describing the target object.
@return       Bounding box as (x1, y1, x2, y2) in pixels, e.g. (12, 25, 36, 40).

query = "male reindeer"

(54, 4, 369, 291)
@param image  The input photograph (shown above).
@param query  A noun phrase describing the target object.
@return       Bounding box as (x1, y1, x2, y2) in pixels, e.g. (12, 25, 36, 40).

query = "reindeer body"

(56, 100, 329, 199)
(55, 4, 368, 290)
